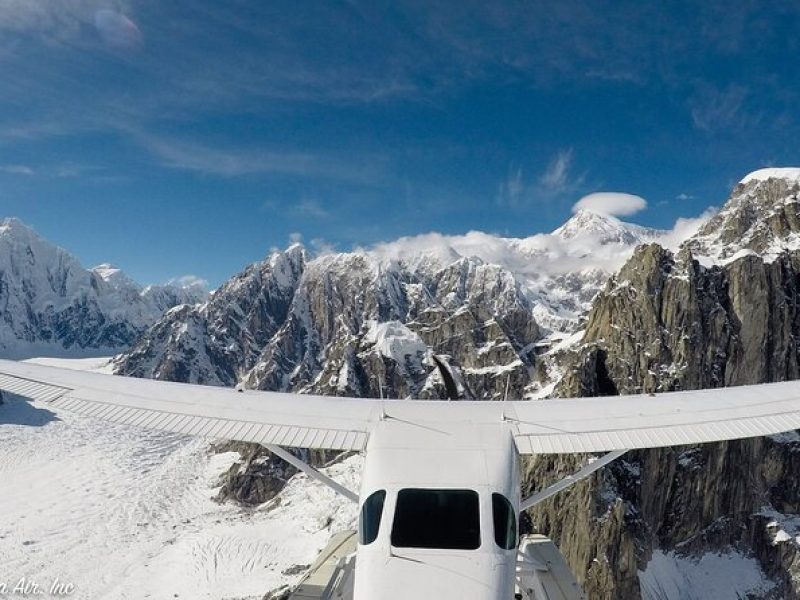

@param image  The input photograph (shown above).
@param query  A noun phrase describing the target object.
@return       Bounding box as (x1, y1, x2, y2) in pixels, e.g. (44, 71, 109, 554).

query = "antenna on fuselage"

(501, 373, 511, 422)
(377, 373, 389, 420)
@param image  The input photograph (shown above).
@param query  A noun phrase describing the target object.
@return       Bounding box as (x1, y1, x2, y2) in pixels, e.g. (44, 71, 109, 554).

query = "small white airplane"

(2, 358, 800, 599)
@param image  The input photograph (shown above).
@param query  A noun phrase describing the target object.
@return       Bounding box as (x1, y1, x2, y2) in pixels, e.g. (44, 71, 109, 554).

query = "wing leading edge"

(1, 359, 799, 454)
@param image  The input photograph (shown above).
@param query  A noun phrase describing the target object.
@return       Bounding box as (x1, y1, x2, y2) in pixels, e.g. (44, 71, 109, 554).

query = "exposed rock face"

(549, 242, 800, 595)
(0, 218, 208, 357)
(116, 245, 305, 385)
(117, 245, 543, 399)
(213, 441, 299, 506)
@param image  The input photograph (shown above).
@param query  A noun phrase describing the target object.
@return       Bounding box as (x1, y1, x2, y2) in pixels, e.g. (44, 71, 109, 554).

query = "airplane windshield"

(391, 488, 480, 550)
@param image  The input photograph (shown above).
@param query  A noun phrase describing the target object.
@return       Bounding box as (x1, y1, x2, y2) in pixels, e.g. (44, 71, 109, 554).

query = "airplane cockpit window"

(359, 490, 386, 545)
(492, 493, 517, 550)
(391, 488, 480, 550)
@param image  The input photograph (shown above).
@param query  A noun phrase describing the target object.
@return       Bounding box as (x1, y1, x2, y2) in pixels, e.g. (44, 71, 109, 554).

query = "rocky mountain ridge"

(0, 218, 208, 357)
(114, 210, 675, 400)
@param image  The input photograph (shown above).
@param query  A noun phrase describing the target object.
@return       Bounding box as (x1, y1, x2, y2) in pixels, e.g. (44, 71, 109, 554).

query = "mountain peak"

(0, 217, 40, 240)
(740, 168, 800, 186)
(553, 209, 620, 238)
(686, 168, 800, 263)
(91, 263, 144, 295)
(0, 217, 211, 356)
(552, 208, 661, 247)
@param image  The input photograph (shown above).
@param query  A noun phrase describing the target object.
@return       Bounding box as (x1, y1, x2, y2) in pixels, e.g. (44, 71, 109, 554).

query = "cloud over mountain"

(572, 192, 647, 217)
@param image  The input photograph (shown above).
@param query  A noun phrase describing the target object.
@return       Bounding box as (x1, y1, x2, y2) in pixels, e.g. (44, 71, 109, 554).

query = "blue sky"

(0, 1, 798, 287)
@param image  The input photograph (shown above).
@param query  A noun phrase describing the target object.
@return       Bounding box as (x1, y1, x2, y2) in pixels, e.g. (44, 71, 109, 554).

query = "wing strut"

(432, 355, 459, 400)
(263, 444, 359, 503)
(520, 450, 627, 511)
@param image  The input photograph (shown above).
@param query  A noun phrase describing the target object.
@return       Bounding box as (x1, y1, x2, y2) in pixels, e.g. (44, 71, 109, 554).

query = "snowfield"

(639, 550, 778, 600)
(0, 358, 358, 600)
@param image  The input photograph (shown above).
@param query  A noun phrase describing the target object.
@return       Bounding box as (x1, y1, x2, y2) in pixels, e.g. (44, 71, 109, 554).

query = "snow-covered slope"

(0, 218, 207, 357)
(639, 550, 780, 600)
(0, 357, 358, 600)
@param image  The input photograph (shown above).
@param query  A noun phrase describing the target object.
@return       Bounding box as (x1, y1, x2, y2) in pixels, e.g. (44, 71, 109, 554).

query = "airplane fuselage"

(353, 417, 520, 600)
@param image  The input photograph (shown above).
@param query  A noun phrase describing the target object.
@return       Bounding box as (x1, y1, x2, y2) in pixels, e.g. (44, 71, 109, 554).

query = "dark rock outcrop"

(548, 241, 800, 599)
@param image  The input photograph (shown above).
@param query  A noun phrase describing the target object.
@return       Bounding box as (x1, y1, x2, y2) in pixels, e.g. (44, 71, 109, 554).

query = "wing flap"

(0, 373, 71, 403)
(43, 390, 370, 451)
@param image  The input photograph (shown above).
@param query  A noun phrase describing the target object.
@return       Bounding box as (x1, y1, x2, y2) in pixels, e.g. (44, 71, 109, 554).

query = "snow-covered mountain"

(371, 209, 669, 333)
(0, 218, 208, 357)
(686, 167, 800, 264)
(114, 209, 681, 399)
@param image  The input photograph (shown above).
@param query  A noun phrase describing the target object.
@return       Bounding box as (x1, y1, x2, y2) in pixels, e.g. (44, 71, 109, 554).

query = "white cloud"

(139, 134, 381, 183)
(497, 166, 524, 206)
(367, 207, 715, 287)
(572, 192, 647, 217)
(0, 1, 138, 47)
(293, 198, 328, 219)
(289, 232, 303, 244)
(689, 84, 750, 132)
(0, 164, 35, 175)
(167, 274, 209, 289)
(497, 149, 586, 207)
(310, 238, 336, 256)
(676, 193, 695, 201)
(539, 149, 574, 192)
(94, 8, 142, 49)
(658, 207, 717, 250)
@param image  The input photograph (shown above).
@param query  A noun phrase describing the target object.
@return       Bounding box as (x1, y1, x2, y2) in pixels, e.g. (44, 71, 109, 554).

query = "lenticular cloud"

(572, 192, 647, 217)
(94, 9, 142, 48)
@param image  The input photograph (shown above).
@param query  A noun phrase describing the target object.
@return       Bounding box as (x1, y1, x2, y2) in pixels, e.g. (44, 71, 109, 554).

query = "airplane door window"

(491, 493, 517, 550)
(359, 489, 386, 545)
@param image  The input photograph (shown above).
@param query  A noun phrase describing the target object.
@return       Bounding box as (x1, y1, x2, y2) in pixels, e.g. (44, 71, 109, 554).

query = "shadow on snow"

(0, 396, 59, 427)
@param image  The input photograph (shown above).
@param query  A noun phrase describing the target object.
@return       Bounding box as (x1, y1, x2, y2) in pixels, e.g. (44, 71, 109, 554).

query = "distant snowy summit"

(551, 208, 662, 246)
(0, 217, 208, 358)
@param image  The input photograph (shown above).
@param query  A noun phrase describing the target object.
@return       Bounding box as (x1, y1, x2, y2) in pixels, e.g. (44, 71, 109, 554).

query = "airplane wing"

(0, 359, 378, 451)
(507, 384, 800, 454)
(0, 359, 799, 454)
